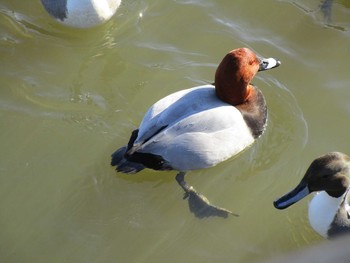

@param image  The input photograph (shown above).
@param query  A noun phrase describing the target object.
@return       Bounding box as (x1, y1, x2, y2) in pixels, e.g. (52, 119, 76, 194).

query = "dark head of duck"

(215, 48, 280, 106)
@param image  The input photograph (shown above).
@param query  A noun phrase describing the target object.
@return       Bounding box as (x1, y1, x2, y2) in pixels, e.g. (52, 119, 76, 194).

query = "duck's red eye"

(248, 60, 255, 65)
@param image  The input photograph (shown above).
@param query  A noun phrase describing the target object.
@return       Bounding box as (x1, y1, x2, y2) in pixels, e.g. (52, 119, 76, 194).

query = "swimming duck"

(40, 0, 121, 28)
(112, 48, 280, 217)
(274, 152, 350, 238)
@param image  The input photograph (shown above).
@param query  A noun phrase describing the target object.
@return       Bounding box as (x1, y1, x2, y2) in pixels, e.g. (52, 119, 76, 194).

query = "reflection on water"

(1, 0, 350, 263)
(290, 0, 350, 31)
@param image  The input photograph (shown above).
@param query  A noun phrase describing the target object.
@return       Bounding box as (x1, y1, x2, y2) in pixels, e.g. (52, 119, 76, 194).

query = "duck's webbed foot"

(175, 172, 239, 218)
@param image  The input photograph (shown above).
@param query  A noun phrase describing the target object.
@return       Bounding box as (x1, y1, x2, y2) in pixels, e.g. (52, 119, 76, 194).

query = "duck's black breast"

(236, 86, 267, 139)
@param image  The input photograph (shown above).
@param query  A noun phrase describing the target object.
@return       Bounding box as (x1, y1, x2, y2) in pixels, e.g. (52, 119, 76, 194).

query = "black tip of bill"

(273, 184, 310, 210)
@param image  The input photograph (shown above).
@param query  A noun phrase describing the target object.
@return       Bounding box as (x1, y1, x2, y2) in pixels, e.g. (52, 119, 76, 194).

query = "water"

(0, 0, 349, 262)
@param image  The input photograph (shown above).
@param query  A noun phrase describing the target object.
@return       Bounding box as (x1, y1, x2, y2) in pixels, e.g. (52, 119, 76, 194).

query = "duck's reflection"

(320, 0, 334, 23)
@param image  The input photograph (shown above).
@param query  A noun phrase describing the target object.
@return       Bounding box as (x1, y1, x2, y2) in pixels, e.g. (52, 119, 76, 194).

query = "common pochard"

(112, 47, 280, 216)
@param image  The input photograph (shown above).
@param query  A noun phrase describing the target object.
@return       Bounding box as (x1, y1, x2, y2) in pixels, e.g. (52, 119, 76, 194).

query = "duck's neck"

(308, 191, 345, 238)
(215, 83, 253, 106)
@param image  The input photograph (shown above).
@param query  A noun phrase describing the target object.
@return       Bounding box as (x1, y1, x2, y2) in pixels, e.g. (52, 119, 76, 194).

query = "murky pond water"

(1, 0, 350, 262)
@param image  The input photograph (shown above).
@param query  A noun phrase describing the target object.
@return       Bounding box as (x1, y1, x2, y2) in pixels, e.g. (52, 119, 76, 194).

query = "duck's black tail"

(111, 145, 145, 174)
(111, 146, 127, 166)
(111, 129, 145, 174)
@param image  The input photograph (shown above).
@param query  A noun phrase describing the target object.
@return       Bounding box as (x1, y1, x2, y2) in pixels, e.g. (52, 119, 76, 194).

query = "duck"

(40, 0, 121, 28)
(274, 152, 350, 238)
(112, 47, 280, 217)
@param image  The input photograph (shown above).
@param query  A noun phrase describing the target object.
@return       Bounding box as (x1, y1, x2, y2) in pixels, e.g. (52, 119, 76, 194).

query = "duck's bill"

(273, 182, 310, 209)
(258, 58, 281, 71)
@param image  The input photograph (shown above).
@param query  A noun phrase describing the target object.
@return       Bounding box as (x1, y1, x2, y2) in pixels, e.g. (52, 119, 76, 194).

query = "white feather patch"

(308, 192, 344, 238)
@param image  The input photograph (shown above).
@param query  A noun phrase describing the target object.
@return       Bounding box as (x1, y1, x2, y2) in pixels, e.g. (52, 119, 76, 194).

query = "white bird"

(40, 0, 121, 28)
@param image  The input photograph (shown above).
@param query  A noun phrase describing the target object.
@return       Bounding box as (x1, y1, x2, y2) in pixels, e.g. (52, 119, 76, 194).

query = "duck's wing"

(138, 104, 254, 170)
(131, 85, 215, 149)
